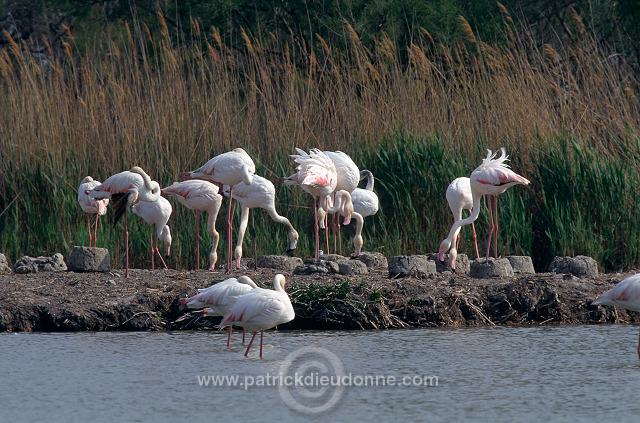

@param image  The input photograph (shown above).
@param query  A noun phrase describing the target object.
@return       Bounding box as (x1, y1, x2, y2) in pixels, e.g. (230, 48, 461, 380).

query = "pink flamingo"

(162, 180, 223, 271)
(180, 148, 255, 273)
(593, 274, 640, 359)
(180, 276, 258, 347)
(77, 176, 109, 247)
(222, 175, 299, 270)
(132, 196, 172, 271)
(324, 151, 359, 253)
(437, 149, 530, 269)
(90, 166, 161, 277)
(220, 274, 295, 359)
(318, 190, 364, 257)
(284, 148, 337, 260)
(442, 177, 480, 269)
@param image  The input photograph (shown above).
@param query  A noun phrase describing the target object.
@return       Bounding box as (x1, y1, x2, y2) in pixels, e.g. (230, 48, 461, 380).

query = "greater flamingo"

(180, 148, 256, 273)
(132, 196, 173, 271)
(437, 148, 530, 269)
(324, 151, 359, 253)
(284, 148, 337, 260)
(90, 166, 161, 277)
(593, 274, 640, 359)
(77, 176, 109, 247)
(318, 190, 364, 257)
(220, 274, 295, 359)
(162, 180, 223, 271)
(442, 177, 480, 269)
(180, 276, 258, 347)
(222, 175, 298, 270)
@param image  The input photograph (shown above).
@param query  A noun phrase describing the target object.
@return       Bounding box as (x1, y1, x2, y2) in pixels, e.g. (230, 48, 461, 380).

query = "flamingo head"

(222, 185, 231, 197)
(274, 274, 287, 291)
(437, 238, 452, 263)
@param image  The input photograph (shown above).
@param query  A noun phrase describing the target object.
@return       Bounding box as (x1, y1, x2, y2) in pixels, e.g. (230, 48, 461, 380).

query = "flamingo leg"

(150, 230, 155, 271)
(195, 211, 200, 270)
(242, 329, 246, 345)
(485, 195, 494, 259)
(86, 214, 92, 247)
(637, 327, 640, 360)
(332, 192, 337, 254)
(94, 214, 100, 248)
(259, 330, 264, 359)
(124, 212, 129, 278)
(227, 192, 235, 273)
(494, 195, 499, 258)
(244, 331, 257, 357)
(324, 197, 329, 255)
(155, 235, 168, 269)
(313, 198, 319, 260)
(337, 217, 342, 255)
(472, 222, 480, 259)
(227, 326, 233, 348)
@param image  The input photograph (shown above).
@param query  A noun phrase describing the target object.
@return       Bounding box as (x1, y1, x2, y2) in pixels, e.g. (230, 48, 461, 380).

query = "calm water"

(1, 326, 640, 422)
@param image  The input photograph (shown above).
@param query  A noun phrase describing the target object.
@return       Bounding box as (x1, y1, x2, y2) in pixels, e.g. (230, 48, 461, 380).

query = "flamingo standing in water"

(162, 180, 223, 270)
(77, 176, 109, 247)
(180, 276, 258, 347)
(90, 166, 161, 277)
(132, 196, 173, 271)
(284, 148, 337, 260)
(324, 151, 359, 253)
(318, 190, 364, 257)
(593, 274, 640, 359)
(222, 175, 298, 270)
(180, 148, 256, 273)
(442, 177, 480, 269)
(437, 148, 530, 269)
(220, 274, 295, 359)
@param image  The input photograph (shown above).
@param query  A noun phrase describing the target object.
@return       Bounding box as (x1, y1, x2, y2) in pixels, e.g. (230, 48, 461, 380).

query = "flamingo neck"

(444, 190, 482, 249)
(364, 170, 374, 191)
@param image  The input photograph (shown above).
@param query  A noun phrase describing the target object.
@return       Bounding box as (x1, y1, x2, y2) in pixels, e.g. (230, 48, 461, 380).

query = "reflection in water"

(1, 326, 639, 421)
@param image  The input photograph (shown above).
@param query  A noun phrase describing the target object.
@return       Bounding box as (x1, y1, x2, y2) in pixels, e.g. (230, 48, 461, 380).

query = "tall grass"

(0, 12, 638, 271)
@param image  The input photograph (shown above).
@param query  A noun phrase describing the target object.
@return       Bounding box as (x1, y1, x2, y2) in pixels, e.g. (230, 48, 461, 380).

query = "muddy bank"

(0, 267, 636, 332)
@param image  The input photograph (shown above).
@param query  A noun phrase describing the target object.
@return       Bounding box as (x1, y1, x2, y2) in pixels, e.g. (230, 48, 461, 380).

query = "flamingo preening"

(437, 149, 530, 269)
(318, 190, 364, 257)
(180, 276, 258, 347)
(77, 176, 109, 247)
(90, 166, 161, 277)
(220, 274, 295, 359)
(284, 148, 337, 260)
(222, 175, 298, 270)
(162, 180, 223, 271)
(442, 177, 480, 269)
(323, 151, 359, 253)
(593, 274, 640, 359)
(131, 196, 173, 271)
(351, 170, 379, 219)
(180, 148, 256, 273)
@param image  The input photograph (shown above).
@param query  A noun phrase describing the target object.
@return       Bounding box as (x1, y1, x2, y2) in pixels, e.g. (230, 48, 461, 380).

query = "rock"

(549, 256, 599, 278)
(325, 261, 340, 274)
(428, 253, 471, 274)
(388, 255, 436, 278)
(337, 260, 368, 275)
(506, 256, 535, 274)
(0, 253, 11, 274)
(256, 255, 303, 272)
(13, 253, 67, 274)
(320, 254, 348, 262)
(352, 252, 388, 270)
(294, 263, 329, 275)
(470, 258, 514, 278)
(68, 246, 111, 272)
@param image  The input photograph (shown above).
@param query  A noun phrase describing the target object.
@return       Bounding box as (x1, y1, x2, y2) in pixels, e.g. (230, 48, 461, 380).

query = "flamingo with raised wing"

(222, 175, 298, 270)
(78, 176, 109, 247)
(180, 148, 256, 273)
(220, 274, 295, 359)
(437, 148, 530, 269)
(90, 166, 161, 277)
(162, 180, 223, 270)
(132, 196, 172, 271)
(593, 274, 640, 359)
(284, 148, 337, 260)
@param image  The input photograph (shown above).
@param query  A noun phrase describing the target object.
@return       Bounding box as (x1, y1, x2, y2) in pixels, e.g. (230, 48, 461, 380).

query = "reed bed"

(0, 13, 638, 271)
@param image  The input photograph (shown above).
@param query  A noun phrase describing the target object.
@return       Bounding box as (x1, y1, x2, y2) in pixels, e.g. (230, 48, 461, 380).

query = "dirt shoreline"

(0, 267, 636, 332)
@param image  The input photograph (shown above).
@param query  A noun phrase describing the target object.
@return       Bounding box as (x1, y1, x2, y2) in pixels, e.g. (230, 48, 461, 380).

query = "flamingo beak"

(437, 252, 445, 262)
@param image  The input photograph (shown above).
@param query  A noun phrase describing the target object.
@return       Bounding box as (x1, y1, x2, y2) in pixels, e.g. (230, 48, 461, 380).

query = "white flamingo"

(284, 148, 337, 260)
(324, 151, 359, 253)
(220, 274, 295, 359)
(132, 196, 172, 271)
(442, 177, 480, 269)
(318, 190, 364, 257)
(180, 148, 256, 273)
(162, 180, 223, 271)
(90, 166, 161, 277)
(222, 175, 298, 270)
(593, 274, 640, 359)
(180, 276, 258, 347)
(351, 170, 379, 219)
(77, 176, 109, 247)
(437, 148, 530, 269)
